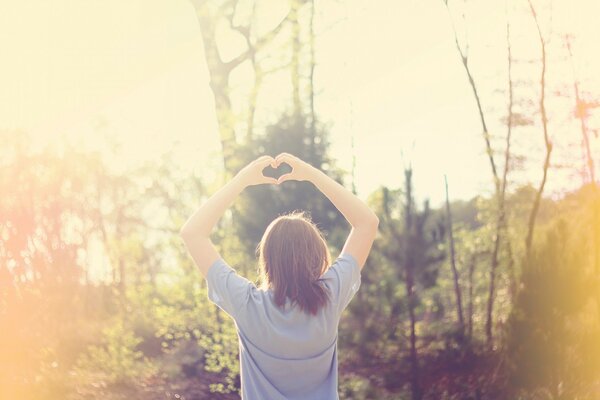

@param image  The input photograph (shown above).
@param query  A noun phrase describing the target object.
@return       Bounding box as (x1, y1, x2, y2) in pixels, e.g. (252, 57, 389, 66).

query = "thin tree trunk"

(290, 0, 302, 116)
(486, 12, 518, 345)
(308, 0, 317, 159)
(468, 256, 476, 339)
(116, 208, 126, 306)
(564, 36, 596, 185)
(525, 0, 553, 259)
(195, 6, 238, 175)
(485, 239, 499, 347)
(505, 232, 517, 300)
(404, 169, 421, 400)
(351, 131, 357, 195)
(444, 175, 464, 331)
(96, 179, 116, 288)
(502, 15, 517, 301)
(443, 1, 500, 194)
(191, 0, 292, 175)
(247, 63, 263, 142)
(407, 276, 421, 400)
(442, 0, 504, 347)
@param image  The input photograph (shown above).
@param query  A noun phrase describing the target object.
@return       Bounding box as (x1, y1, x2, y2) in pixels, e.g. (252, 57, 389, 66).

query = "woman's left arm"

(180, 156, 277, 277)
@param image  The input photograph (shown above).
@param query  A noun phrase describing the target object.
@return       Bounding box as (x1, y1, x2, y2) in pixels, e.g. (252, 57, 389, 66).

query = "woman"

(180, 153, 379, 400)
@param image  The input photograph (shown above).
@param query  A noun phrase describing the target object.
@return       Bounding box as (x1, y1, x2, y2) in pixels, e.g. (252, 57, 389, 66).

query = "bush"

(74, 319, 157, 387)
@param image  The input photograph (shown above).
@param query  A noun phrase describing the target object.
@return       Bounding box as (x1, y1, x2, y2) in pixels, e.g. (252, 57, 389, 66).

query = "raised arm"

(275, 153, 379, 269)
(180, 156, 277, 277)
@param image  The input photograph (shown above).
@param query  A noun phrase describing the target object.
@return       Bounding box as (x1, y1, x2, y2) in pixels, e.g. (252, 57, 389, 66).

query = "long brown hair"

(257, 211, 331, 315)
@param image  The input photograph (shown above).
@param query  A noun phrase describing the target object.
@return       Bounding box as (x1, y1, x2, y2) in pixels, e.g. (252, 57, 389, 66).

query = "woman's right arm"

(275, 153, 379, 269)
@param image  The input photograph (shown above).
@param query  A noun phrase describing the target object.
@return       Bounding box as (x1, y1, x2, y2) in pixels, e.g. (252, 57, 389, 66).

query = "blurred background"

(1, 0, 599, 398)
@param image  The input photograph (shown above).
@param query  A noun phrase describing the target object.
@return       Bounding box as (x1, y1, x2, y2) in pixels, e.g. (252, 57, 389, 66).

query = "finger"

(257, 156, 274, 168)
(277, 173, 293, 184)
(257, 155, 273, 163)
(275, 153, 294, 167)
(274, 153, 287, 164)
(263, 177, 278, 185)
(276, 152, 293, 160)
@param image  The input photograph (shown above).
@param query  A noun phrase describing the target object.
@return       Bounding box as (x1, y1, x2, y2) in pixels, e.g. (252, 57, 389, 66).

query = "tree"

(378, 168, 444, 400)
(506, 219, 598, 398)
(233, 112, 347, 259)
(191, 0, 320, 176)
(442, 0, 516, 346)
(524, 0, 553, 259)
(444, 175, 465, 333)
(191, 0, 293, 174)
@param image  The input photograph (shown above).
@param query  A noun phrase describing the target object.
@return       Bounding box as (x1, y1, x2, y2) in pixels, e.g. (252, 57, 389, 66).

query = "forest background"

(2, 0, 600, 399)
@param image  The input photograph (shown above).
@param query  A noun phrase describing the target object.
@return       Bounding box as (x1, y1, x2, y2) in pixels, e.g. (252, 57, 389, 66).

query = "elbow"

(179, 225, 194, 240)
(373, 214, 380, 231)
(366, 212, 379, 232)
(180, 225, 210, 241)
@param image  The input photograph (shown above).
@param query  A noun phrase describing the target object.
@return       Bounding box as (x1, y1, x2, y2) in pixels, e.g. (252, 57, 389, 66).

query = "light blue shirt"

(205, 253, 361, 400)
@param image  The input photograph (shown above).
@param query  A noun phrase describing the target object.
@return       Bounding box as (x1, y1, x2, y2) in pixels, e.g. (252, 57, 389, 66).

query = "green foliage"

(339, 373, 404, 400)
(339, 373, 374, 399)
(125, 254, 242, 394)
(3, 129, 600, 399)
(74, 319, 157, 386)
(342, 167, 447, 400)
(506, 218, 600, 397)
(234, 113, 348, 254)
(198, 324, 240, 394)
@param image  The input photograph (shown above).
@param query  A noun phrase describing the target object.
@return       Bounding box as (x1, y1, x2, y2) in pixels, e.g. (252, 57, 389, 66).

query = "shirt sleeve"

(205, 258, 255, 319)
(320, 252, 361, 316)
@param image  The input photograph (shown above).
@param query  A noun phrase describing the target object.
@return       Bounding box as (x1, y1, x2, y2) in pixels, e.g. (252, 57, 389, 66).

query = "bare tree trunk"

(502, 16, 517, 301)
(351, 131, 357, 195)
(485, 241, 499, 347)
(247, 62, 263, 142)
(404, 170, 422, 400)
(486, 12, 519, 345)
(564, 35, 596, 185)
(442, 0, 504, 347)
(308, 0, 317, 159)
(505, 231, 517, 300)
(524, 0, 553, 259)
(194, 5, 239, 175)
(115, 207, 127, 306)
(407, 275, 422, 400)
(445, 175, 464, 331)
(290, 0, 302, 116)
(191, 0, 292, 175)
(443, 1, 500, 193)
(468, 256, 476, 339)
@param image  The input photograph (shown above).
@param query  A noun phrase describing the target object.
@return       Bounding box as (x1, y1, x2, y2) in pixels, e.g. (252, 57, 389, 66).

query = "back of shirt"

(205, 253, 361, 400)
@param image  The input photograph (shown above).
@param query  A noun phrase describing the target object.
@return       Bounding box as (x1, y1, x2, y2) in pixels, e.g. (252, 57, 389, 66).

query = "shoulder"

(206, 258, 254, 286)
(319, 252, 361, 295)
(205, 258, 257, 318)
(319, 253, 361, 313)
(321, 252, 360, 281)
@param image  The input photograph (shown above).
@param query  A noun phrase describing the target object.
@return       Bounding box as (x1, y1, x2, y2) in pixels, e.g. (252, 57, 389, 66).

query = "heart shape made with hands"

(262, 161, 292, 180)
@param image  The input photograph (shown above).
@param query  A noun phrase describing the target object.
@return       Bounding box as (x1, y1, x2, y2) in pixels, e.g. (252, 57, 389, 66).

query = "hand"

(274, 153, 316, 184)
(236, 156, 279, 187)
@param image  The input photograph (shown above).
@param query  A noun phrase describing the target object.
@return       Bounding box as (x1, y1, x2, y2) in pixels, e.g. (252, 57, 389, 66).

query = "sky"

(1, 0, 599, 207)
